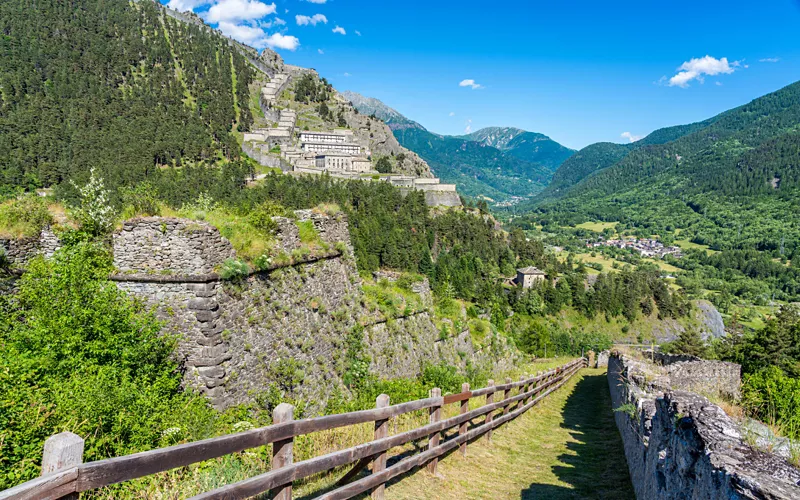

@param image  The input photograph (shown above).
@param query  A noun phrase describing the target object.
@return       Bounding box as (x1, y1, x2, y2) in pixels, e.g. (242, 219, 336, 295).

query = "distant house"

(514, 266, 546, 288)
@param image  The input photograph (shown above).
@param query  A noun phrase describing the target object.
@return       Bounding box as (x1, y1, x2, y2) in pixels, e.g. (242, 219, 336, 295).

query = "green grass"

(575, 221, 617, 233)
(385, 368, 634, 499)
(675, 239, 719, 255)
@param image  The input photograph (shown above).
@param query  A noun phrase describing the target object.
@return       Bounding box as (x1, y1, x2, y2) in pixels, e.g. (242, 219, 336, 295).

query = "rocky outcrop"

(608, 353, 800, 499)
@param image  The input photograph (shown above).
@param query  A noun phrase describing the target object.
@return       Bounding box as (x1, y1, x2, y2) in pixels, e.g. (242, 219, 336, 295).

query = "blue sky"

(163, 0, 800, 149)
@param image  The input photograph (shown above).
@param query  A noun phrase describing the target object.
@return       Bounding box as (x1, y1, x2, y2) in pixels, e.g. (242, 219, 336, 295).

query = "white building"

(314, 153, 373, 173)
(302, 142, 362, 155)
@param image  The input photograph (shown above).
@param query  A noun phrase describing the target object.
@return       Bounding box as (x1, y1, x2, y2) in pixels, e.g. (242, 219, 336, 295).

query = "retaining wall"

(608, 353, 800, 499)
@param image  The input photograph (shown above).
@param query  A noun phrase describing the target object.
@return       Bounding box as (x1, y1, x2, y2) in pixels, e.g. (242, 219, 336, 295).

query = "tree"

(670, 328, 707, 358)
(375, 157, 392, 174)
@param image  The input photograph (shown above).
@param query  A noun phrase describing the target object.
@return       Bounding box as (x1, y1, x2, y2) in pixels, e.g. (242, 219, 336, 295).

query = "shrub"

(742, 367, 800, 439)
(119, 182, 161, 219)
(296, 220, 320, 245)
(70, 168, 116, 237)
(0, 195, 54, 239)
(0, 243, 217, 487)
(219, 258, 250, 280)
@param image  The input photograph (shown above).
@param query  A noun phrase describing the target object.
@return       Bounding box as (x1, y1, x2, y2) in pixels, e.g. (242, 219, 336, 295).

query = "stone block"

(198, 365, 225, 379)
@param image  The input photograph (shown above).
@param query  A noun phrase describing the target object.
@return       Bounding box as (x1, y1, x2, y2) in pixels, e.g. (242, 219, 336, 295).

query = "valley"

(0, 0, 798, 498)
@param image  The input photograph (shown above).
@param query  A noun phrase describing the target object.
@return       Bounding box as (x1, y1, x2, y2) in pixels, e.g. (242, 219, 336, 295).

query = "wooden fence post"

(42, 432, 84, 500)
(503, 377, 512, 416)
(371, 394, 390, 500)
(272, 403, 294, 500)
(459, 383, 469, 456)
(427, 388, 442, 475)
(519, 375, 527, 409)
(485, 379, 495, 443)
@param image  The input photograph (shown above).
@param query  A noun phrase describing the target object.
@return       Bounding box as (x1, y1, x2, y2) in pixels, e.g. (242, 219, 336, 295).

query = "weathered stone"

(608, 353, 800, 499)
(198, 366, 225, 379)
(188, 298, 218, 311)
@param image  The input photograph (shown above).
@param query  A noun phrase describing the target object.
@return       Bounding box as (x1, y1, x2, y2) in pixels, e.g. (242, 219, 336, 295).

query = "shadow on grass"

(521, 372, 634, 500)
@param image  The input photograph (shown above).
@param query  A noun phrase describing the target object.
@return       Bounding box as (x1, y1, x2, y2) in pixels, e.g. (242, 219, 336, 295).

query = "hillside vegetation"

(0, 0, 254, 193)
(345, 92, 573, 201)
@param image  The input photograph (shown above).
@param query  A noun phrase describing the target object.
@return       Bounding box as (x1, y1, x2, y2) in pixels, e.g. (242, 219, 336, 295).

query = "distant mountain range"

(343, 91, 575, 201)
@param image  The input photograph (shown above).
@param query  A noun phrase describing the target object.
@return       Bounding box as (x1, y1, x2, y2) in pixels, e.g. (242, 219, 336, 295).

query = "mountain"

(341, 91, 424, 131)
(344, 92, 573, 201)
(0, 0, 257, 191)
(538, 118, 718, 200)
(393, 128, 554, 200)
(464, 127, 575, 172)
(521, 80, 800, 254)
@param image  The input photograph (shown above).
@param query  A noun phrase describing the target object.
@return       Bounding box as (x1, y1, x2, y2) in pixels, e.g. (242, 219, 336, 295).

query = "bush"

(742, 367, 800, 439)
(0, 195, 54, 238)
(375, 157, 392, 174)
(219, 258, 250, 280)
(120, 182, 161, 219)
(70, 168, 116, 237)
(0, 243, 216, 487)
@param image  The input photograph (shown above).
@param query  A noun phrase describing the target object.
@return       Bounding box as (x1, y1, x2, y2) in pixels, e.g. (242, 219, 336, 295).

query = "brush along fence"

(0, 358, 587, 500)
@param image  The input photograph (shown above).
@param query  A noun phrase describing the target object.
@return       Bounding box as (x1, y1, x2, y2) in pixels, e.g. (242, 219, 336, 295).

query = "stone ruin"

(608, 352, 800, 499)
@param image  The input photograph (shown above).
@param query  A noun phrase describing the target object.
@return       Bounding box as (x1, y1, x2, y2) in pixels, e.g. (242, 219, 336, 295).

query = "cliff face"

(107, 214, 515, 411)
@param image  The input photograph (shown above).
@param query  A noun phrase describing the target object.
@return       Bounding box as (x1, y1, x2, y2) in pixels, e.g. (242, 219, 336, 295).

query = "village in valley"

(587, 237, 683, 259)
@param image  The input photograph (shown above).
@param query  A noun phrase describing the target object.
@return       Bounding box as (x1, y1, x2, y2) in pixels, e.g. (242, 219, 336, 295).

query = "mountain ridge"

(343, 91, 575, 200)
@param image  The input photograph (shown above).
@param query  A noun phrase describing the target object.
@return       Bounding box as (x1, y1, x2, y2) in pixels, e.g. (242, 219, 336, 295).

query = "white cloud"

(465, 119, 473, 134)
(459, 79, 483, 90)
(265, 33, 300, 50)
(332, 25, 346, 35)
(620, 132, 643, 143)
(206, 0, 276, 23)
(355, 30, 362, 36)
(715, 81, 723, 86)
(258, 17, 285, 28)
(318, 49, 324, 54)
(666, 55, 739, 88)
(166, 0, 208, 11)
(296, 14, 327, 26)
(759, 57, 780, 63)
(305, 0, 327, 3)
(449, 112, 455, 117)
(343, 72, 351, 77)
(217, 21, 298, 50)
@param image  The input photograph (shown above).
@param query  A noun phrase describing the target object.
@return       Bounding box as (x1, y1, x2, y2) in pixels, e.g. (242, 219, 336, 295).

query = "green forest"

(0, 0, 254, 194)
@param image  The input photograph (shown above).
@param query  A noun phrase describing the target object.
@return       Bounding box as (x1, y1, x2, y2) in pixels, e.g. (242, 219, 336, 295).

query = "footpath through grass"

(384, 368, 634, 499)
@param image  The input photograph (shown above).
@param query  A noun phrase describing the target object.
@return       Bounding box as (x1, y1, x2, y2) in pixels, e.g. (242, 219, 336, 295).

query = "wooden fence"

(0, 358, 587, 500)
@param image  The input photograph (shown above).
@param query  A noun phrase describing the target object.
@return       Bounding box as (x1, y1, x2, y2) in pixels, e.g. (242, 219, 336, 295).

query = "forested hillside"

(345, 92, 572, 201)
(394, 127, 554, 200)
(518, 80, 800, 257)
(0, 0, 254, 194)
(463, 127, 575, 173)
(538, 118, 717, 199)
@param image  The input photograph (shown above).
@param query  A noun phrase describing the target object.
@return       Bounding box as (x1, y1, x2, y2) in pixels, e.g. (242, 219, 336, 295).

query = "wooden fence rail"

(0, 358, 587, 500)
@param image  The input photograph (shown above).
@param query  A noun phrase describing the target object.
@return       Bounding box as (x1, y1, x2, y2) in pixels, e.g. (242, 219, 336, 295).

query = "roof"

(517, 266, 545, 275)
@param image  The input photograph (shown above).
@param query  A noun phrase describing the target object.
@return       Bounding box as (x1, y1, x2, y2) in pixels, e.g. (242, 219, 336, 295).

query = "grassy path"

(384, 368, 634, 499)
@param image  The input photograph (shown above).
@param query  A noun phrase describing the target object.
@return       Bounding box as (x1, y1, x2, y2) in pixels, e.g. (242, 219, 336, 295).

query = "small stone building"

(514, 266, 546, 288)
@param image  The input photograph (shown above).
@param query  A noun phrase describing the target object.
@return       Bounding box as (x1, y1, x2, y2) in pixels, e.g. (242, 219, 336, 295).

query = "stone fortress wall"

(108, 213, 513, 410)
(607, 352, 800, 499)
(1, 227, 61, 266)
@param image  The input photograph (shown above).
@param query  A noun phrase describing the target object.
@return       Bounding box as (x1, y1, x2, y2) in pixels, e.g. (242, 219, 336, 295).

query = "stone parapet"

(608, 353, 800, 499)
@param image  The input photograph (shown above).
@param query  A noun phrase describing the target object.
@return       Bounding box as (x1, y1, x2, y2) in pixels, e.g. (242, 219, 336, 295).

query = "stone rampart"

(113, 218, 235, 275)
(110, 213, 508, 411)
(608, 353, 800, 499)
(0, 227, 61, 266)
